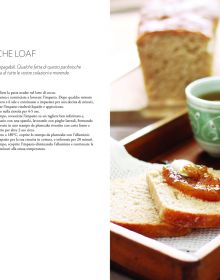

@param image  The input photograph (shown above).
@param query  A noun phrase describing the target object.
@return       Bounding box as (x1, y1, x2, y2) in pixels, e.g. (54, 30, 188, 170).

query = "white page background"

(0, 1, 109, 279)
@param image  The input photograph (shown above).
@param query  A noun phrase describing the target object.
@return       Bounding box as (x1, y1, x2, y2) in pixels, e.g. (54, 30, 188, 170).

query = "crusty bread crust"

(112, 221, 191, 237)
(147, 169, 220, 228)
(162, 209, 220, 228)
(137, 29, 210, 47)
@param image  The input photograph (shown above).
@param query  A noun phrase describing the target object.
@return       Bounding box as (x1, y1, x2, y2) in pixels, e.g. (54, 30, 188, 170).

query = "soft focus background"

(110, 0, 187, 142)
(111, 0, 151, 142)
(110, 0, 220, 141)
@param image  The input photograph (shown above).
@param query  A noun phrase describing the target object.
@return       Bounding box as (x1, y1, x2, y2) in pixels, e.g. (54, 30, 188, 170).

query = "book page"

(0, 1, 109, 279)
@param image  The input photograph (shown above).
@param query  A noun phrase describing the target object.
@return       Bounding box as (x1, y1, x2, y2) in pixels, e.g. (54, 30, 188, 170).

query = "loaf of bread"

(147, 166, 220, 228)
(137, 0, 219, 106)
(110, 175, 191, 237)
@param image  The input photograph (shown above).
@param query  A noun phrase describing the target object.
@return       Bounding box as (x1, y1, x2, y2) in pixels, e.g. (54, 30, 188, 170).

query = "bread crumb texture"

(111, 176, 160, 224)
(111, 173, 191, 236)
(138, 31, 212, 103)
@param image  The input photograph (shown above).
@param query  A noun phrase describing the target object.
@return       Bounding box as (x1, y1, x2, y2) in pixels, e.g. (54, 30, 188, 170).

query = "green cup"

(185, 77, 220, 157)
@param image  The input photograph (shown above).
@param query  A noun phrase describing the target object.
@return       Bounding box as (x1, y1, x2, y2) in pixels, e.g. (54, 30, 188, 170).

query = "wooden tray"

(110, 110, 220, 280)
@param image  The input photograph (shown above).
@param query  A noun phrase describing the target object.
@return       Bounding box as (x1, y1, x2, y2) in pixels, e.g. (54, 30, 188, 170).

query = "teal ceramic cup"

(185, 77, 220, 157)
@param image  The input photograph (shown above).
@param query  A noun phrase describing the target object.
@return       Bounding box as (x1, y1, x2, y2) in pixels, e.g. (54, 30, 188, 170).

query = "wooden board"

(111, 110, 220, 280)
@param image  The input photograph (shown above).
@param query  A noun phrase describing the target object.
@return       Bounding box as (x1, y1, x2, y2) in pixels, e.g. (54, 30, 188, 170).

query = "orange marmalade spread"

(162, 164, 220, 201)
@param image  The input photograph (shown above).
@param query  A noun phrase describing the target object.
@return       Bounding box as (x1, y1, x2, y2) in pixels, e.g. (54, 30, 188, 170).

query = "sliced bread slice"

(147, 167, 220, 228)
(110, 175, 191, 237)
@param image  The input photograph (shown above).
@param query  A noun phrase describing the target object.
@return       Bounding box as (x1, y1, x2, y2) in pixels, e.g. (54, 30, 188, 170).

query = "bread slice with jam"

(147, 160, 220, 228)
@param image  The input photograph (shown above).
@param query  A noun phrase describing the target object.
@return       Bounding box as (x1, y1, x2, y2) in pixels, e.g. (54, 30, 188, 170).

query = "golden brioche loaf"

(137, 0, 220, 106)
